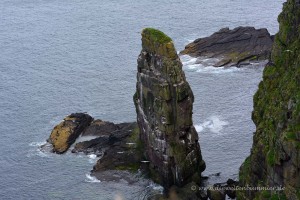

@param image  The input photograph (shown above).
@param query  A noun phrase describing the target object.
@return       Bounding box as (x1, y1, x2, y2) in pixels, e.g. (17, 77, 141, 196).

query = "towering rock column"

(134, 28, 205, 188)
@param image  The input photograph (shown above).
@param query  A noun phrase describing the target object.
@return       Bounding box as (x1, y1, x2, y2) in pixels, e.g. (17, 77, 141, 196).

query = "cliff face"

(238, 1, 300, 199)
(134, 28, 205, 188)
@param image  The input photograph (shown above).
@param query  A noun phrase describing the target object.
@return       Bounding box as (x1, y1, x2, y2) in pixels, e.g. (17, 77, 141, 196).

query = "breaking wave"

(195, 116, 229, 134)
(85, 173, 101, 183)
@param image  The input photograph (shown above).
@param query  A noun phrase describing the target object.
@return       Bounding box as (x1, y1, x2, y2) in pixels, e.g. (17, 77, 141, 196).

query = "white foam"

(195, 66, 241, 74)
(87, 154, 98, 164)
(36, 149, 49, 158)
(75, 136, 99, 143)
(181, 57, 198, 66)
(85, 173, 101, 183)
(88, 154, 97, 159)
(195, 116, 229, 134)
(27, 147, 50, 158)
(29, 141, 47, 147)
(181, 55, 241, 74)
(147, 182, 164, 193)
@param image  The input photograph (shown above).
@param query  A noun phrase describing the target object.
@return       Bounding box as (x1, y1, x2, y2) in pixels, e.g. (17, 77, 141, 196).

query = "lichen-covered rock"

(134, 28, 205, 189)
(48, 113, 93, 154)
(238, 1, 300, 199)
(180, 26, 273, 67)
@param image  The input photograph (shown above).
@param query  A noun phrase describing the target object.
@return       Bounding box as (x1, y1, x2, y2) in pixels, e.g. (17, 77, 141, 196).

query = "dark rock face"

(238, 1, 300, 199)
(133, 28, 205, 188)
(48, 113, 93, 154)
(91, 123, 144, 173)
(81, 119, 118, 136)
(207, 190, 225, 200)
(180, 26, 273, 67)
(72, 136, 109, 154)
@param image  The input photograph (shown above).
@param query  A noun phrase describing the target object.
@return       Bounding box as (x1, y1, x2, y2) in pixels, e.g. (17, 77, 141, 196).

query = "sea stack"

(238, 0, 300, 199)
(133, 28, 206, 188)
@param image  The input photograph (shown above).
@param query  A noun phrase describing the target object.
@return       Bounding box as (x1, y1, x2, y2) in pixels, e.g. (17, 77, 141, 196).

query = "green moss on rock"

(141, 28, 177, 59)
(238, 0, 300, 199)
(143, 28, 172, 44)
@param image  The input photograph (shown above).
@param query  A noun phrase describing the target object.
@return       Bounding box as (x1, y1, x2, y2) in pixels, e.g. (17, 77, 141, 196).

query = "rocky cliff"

(238, 1, 300, 199)
(133, 28, 206, 189)
(180, 27, 273, 67)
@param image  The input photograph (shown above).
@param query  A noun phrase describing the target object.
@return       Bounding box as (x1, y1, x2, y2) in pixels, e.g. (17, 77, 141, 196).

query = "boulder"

(133, 28, 205, 188)
(180, 26, 273, 67)
(48, 113, 93, 154)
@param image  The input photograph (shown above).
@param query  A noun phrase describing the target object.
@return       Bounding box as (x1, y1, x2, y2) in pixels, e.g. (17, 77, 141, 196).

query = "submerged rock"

(134, 28, 205, 189)
(180, 26, 273, 67)
(238, 1, 300, 199)
(48, 113, 93, 154)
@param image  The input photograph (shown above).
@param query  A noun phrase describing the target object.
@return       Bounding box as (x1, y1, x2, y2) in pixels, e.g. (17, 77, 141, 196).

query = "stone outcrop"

(238, 1, 300, 199)
(180, 26, 273, 67)
(91, 123, 143, 173)
(48, 113, 93, 153)
(81, 119, 118, 136)
(47, 115, 142, 171)
(133, 28, 205, 189)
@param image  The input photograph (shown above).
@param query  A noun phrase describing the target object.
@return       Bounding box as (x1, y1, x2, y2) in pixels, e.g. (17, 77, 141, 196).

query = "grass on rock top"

(143, 28, 172, 44)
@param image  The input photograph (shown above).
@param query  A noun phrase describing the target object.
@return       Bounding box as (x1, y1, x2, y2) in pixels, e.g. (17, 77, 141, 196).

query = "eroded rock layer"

(48, 113, 93, 154)
(180, 26, 273, 67)
(134, 28, 205, 188)
(238, 1, 300, 199)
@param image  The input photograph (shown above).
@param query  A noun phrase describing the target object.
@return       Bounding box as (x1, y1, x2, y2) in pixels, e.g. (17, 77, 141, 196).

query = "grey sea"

(0, 0, 284, 199)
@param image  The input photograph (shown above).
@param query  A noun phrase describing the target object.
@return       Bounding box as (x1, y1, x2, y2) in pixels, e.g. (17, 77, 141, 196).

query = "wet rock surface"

(48, 113, 93, 154)
(180, 26, 273, 67)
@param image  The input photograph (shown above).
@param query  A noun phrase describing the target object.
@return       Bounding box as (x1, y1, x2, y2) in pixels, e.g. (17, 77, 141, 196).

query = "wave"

(29, 141, 47, 147)
(147, 182, 164, 192)
(27, 143, 50, 158)
(180, 55, 241, 74)
(87, 154, 98, 164)
(195, 116, 229, 134)
(85, 173, 101, 183)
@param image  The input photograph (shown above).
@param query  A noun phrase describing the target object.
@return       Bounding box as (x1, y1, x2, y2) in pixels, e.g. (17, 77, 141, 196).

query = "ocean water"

(0, 0, 284, 199)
